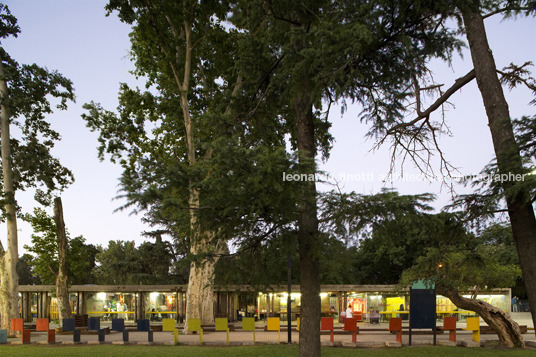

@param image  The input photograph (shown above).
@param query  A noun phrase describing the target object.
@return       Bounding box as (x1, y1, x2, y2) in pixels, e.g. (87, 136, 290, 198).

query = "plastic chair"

(267, 317, 281, 343)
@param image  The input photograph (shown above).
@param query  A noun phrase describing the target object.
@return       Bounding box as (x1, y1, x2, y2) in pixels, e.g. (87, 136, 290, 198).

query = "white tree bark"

(0, 52, 20, 333)
(184, 247, 219, 330)
(182, 187, 223, 332)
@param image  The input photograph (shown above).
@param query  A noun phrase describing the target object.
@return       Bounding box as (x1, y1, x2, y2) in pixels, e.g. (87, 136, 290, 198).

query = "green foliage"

(401, 221, 521, 293)
(318, 236, 360, 284)
(215, 232, 360, 286)
(447, 115, 536, 223)
(353, 213, 459, 284)
(320, 189, 435, 241)
(215, 232, 299, 287)
(215, 190, 437, 286)
(0, 4, 75, 210)
(232, 0, 462, 146)
(94, 238, 176, 285)
(83, 0, 304, 270)
(23, 208, 98, 285)
(17, 253, 40, 285)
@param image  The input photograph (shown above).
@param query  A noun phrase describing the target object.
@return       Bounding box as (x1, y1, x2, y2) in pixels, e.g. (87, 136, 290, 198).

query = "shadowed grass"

(1, 345, 536, 357)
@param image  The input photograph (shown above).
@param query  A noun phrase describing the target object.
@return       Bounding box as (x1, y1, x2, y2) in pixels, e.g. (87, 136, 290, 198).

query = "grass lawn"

(0, 345, 536, 357)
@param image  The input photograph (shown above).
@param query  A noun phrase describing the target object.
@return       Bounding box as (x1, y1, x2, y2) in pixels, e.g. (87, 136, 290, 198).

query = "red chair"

(320, 317, 334, 342)
(10, 318, 23, 333)
(343, 317, 358, 343)
(442, 316, 457, 342)
(36, 318, 49, 331)
(11, 318, 30, 344)
(36, 318, 55, 343)
(387, 317, 402, 343)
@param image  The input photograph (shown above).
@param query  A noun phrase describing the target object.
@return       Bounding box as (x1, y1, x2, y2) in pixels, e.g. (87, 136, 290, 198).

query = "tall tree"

(0, 4, 74, 331)
(232, 2, 459, 353)
(460, 1, 536, 336)
(377, 0, 536, 334)
(85, 0, 296, 331)
(23, 206, 97, 318)
(86, 0, 237, 329)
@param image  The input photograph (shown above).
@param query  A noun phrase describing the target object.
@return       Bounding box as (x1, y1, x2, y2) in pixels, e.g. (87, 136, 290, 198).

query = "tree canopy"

(23, 208, 98, 285)
(0, 3, 75, 330)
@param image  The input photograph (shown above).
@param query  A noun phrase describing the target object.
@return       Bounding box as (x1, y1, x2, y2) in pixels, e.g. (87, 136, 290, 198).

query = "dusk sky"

(3, 0, 535, 251)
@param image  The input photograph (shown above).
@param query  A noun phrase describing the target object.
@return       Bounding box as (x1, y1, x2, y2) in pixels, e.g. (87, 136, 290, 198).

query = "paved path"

(4, 321, 536, 348)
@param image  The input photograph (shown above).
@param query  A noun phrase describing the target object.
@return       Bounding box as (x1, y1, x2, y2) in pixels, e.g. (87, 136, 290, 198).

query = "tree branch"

(482, 6, 534, 20)
(386, 69, 475, 135)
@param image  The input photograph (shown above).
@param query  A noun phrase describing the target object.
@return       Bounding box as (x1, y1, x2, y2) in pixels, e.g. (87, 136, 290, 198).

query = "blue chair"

(73, 329, 81, 343)
(137, 319, 150, 332)
(112, 318, 125, 331)
(62, 318, 76, 332)
(98, 328, 106, 342)
(0, 329, 7, 344)
(88, 317, 100, 331)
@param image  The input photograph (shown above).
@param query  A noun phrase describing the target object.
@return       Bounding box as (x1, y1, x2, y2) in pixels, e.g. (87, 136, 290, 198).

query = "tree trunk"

(438, 286, 524, 347)
(183, 229, 222, 332)
(183, 249, 218, 331)
(295, 94, 321, 357)
(183, 188, 223, 332)
(461, 8, 536, 337)
(0, 52, 20, 333)
(53, 197, 73, 321)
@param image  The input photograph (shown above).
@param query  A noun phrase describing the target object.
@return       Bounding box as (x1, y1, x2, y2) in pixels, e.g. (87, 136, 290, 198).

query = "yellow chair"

(162, 318, 175, 332)
(215, 317, 230, 344)
(242, 317, 256, 343)
(162, 318, 178, 344)
(188, 318, 203, 344)
(463, 317, 480, 342)
(173, 329, 179, 344)
(267, 317, 281, 343)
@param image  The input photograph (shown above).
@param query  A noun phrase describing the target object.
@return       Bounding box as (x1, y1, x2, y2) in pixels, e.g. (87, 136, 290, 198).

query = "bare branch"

(386, 69, 475, 135)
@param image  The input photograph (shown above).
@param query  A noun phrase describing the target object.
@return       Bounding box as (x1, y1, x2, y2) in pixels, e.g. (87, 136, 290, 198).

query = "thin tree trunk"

(461, 8, 536, 337)
(295, 94, 321, 357)
(53, 197, 73, 321)
(0, 51, 19, 333)
(438, 286, 524, 347)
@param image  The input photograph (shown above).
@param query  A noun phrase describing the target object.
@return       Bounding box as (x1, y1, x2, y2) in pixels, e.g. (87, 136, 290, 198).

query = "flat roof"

(18, 284, 509, 294)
